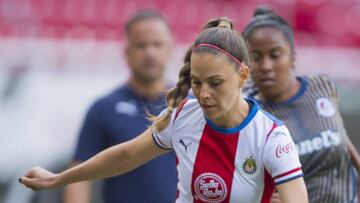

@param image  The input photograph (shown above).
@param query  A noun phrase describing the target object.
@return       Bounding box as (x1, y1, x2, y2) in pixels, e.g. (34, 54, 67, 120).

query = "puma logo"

(179, 139, 191, 153)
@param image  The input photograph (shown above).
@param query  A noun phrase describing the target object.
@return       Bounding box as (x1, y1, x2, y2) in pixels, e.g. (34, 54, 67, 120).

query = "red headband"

(193, 43, 244, 69)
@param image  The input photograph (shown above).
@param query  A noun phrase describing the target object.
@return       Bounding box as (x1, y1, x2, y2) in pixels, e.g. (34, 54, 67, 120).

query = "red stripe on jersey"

(265, 123, 278, 143)
(174, 99, 188, 121)
(260, 169, 275, 203)
(273, 167, 302, 179)
(191, 124, 240, 203)
(176, 157, 180, 200)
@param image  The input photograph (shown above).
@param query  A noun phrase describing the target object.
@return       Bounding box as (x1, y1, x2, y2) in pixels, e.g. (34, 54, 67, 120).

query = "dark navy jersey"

(74, 84, 177, 203)
(249, 75, 358, 203)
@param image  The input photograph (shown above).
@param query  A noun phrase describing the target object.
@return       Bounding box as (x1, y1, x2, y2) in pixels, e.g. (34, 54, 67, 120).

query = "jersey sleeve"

(263, 125, 303, 185)
(315, 74, 340, 103)
(152, 109, 176, 150)
(73, 101, 106, 161)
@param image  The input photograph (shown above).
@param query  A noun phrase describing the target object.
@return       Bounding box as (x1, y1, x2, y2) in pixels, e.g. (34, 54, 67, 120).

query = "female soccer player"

(243, 6, 360, 203)
(19, 17, 308, 203)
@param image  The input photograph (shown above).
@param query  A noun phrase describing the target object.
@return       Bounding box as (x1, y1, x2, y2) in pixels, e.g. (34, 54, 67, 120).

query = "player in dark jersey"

(63, 10, 177, 203)
(243, 6, 360, 203)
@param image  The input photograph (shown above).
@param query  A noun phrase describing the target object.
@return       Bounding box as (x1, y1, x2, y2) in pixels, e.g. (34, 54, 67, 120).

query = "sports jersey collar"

(122, 83, 167, 103)
(281, 77, 307, 105)
(204, 99, 259, 134)
(252, 77, 307, 106)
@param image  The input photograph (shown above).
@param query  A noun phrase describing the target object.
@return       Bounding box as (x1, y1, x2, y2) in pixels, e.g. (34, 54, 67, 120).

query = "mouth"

(142, 60, 160, 70)
(201, 104, 217, 110)
(144, 64, 160, 70)
(259, 78, 276, 87)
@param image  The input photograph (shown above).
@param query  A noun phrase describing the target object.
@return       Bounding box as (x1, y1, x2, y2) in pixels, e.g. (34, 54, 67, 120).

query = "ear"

(238, 66, 250, 87)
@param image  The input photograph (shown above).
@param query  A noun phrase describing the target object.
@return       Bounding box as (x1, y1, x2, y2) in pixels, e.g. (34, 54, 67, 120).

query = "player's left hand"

(19, 166, 59, 191)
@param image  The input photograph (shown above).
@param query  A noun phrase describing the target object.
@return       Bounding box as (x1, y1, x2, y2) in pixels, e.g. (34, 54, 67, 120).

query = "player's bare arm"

(276, 178, 308, 203)
(19, 129, 167, 190)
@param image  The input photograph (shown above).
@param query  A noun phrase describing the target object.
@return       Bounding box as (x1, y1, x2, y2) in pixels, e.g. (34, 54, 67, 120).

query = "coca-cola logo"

(275, 143, 294, 158)
(194, 172, 227, 202)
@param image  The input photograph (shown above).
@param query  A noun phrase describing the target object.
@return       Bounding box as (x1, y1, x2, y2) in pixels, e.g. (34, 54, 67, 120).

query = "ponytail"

(149, 47, 192, 133)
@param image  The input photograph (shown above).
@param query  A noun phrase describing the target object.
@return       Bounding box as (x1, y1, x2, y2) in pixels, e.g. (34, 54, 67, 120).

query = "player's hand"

(19, 166, 59, 191)
(270, 192, 282, 203)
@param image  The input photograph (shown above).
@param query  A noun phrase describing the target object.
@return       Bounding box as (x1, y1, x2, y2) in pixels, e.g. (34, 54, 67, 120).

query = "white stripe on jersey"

(274, 167, 303, 184)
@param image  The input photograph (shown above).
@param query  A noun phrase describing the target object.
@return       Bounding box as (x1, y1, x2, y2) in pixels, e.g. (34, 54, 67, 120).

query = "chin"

(203, 110, 220, 121)
(139, 75, 162, 84)
(262, 90, 283, 101)
(258, 85, 278, 95)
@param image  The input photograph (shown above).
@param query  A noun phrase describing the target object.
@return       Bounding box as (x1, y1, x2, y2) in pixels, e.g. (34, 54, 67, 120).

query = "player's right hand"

(19, 166, 59, 191)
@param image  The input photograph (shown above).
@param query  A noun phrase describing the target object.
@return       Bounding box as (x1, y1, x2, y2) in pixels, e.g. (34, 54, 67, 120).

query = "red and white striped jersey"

(153, 98, 303, 203)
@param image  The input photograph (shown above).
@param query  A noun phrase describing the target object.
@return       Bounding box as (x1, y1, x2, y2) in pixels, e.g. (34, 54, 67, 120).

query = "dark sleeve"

(73, 100, 106, 161)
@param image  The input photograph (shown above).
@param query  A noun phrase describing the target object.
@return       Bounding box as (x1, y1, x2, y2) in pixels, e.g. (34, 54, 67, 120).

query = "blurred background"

(0, 0, 359, 202)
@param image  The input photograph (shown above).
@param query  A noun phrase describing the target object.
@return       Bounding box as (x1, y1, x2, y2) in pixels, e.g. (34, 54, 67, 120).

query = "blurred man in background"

(63, 10, 178, 203)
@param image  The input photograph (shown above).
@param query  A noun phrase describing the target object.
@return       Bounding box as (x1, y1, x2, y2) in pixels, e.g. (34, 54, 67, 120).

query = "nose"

(259, 56, 273, 72)
(145, 45, 157, 57)
(199, 85, 211, 100)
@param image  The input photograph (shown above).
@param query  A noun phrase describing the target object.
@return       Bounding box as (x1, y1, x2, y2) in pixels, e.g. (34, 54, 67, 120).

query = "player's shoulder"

(253, 100, 283, 128)
(173, 97, 201, 120)
(259, 110, 285, 140)
(304, 74, 337, 92)
(180, 97, 199, 109)
(86, 85, 127, 112)
(245, 99, 284, 138)
(258, 109, 283, 126)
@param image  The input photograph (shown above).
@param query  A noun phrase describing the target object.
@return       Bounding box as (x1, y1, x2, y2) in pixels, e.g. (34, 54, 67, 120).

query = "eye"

(271, 53, 280, 60)
(134, 42, 146, 49)
(270, 50, 282, 60)
(209, 80, 223, 87)
(250, 52, 260, 63)
(191, 79, 201, 87)
(153, 41, 164, 48)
